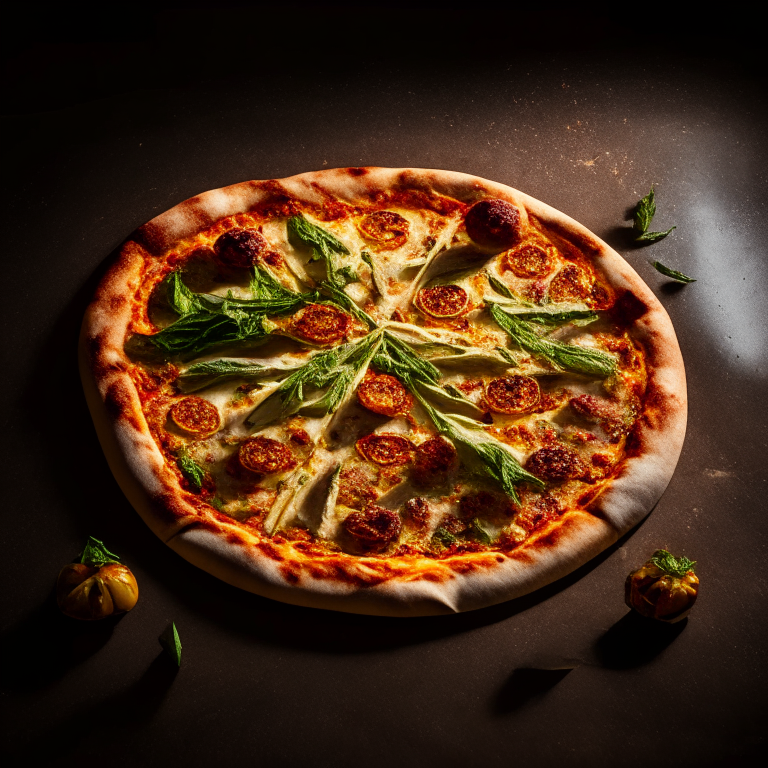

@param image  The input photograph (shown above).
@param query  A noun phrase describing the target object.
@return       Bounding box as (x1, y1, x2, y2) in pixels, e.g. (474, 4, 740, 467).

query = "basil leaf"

(633, 188, 656, 234)
(177, 454, 205, 491)
(651, 261, 695, 283)
(166, 272, 204, 316)
(79, 536, 121, 567)
(636, 227, 676, 243)
(159, 622, 182, 667)
(650, 549, 696, 577)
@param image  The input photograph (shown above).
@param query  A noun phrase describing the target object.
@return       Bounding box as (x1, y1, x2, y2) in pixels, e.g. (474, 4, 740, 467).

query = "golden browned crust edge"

(82, 167, 687, 615)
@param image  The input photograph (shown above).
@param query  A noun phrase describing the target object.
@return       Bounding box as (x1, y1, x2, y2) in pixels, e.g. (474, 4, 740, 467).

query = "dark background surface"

(2, 4, 767, 767)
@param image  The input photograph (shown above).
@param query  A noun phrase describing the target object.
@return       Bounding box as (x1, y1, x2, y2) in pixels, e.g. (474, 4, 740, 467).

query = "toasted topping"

(413, 436, 457, 486)
(357, 373, 412, 416)
(292, 303, 350, 344)
(548, 264, 592, 302)
(344, 503, 402, 548)
(214, 228, 268, 268)
(337, 466, 378, 509)
(485, 375, 540, 414)
(525, 445, 584, 481)
(465, 199, 522, 249)
(415, 285, 469, 318)
(356, 433, 414, 465)
(403, 497, 431, 529)
(459, 491, 509, 520)
(357, 211, 410, 249)
(502, 244, 554, 278)
(516, 493, 562, 532)
(239, 437, 293, 474)
(169, 396, 221, 436)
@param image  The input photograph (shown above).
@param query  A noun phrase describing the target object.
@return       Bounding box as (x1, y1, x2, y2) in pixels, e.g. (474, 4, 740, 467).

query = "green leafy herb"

(650, 549, 696, 578)
(489, 303, 617, 377)
(636, 227, 676, 243)
(288, 215, 351, 288)
(166, 271, 204, 316)
(361, 251, 384, 295)
(487, 273, 517, 299)
(470, 518, 493, 545)
(495, 346, 519, 367)
(633, 188, 675, 243)
(651, 261, 696, 283)
(432, 527, 458, 547)
(159, 622, 182, 667)
(319, 282, 377, 329)
(178, 359, 266, 391)
(372, 332, 441, 387)
(245, 332, 383, 427)
(633, 188, 657, 235)
(209, 497, 224, 511)
(177, 453, 205, 491)
(79, 537, 121, 567)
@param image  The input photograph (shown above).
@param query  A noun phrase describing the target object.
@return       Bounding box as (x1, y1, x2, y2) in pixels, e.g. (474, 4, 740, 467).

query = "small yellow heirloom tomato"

(625, 549, 699, 623)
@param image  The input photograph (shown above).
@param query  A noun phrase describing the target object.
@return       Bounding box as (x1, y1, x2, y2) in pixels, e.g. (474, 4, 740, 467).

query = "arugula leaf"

(372, 332, 441, 387)
(79, 537, 121, 567)
(633, 188, 656, 234)
(489, 303, 617, 377)
(178, 359, 266, 391)
(319, 282, 377, 329)
(637, 227, 676, 243)
(245, 332, 383, 427)
(288, 215, 351, 287)
(166, 271, 204, 316)
(159, 622, 182, 667)
(177, 453, 205, 491)
(650, 549, 696, 577)
(432, 527, 458, 546)
(487, 273, 517, 299)
(495, 347, 519, 367)
(651, 261, 695, 283)
(249, 265, 298, 301)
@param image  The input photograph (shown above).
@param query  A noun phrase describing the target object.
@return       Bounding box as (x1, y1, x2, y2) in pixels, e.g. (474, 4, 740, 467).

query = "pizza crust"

(81, 167, 687, 616)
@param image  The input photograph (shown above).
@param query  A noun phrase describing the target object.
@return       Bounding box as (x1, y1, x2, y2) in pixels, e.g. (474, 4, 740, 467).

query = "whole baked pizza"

(80, 167, 686, 616)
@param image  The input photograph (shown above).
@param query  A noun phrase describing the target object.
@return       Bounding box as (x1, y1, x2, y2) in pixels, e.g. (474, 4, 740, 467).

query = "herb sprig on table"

(633, 187, 676, 243)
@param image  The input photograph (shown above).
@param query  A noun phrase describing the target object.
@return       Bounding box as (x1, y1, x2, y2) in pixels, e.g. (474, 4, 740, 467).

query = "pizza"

(80, 167, 687, 616)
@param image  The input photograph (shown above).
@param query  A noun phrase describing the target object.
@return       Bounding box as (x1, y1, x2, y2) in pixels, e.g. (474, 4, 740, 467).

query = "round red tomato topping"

(239, 437, 293, 474)
(356, 211, 410, 249)
(415, 285, 469, 318)
(356, 434, 414, 465)
(169, 397, 221, 436)
(502, 244, 554, 279)
(413, 436, 457, 485)
(344, 504, 402, 547)
(292, 304, 350, 344)
(465, 199, 522, 249)
(548, 265, 592, 302)
(485, 375, 540, 414)
(357, 373, 412, 417)
(213, 228, 268, 268)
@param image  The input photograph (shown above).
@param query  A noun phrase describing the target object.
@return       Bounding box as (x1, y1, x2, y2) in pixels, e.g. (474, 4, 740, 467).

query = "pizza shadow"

(491, 667, 573, 715)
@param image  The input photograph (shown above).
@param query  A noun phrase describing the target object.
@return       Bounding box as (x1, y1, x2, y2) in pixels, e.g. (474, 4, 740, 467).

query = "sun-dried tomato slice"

(239, 437, 293, 474)
(343, 503, 402, 547)
(548, 264, 592, 302)
(356, 433, 414, 465)
(413, 436, 457, 485)
(525, 446, 584, 481)
(415, 285, 469, 318)
(356, 211, 410, 250)
(465, 199, 522, 249)
(213, 228, 268, 268)
(292, 304, 350, 344)
(357, 373, 412, 416)
(485, 375, 540, 414)
(502, 244, 554, 279)
(169, 396, 221, 436)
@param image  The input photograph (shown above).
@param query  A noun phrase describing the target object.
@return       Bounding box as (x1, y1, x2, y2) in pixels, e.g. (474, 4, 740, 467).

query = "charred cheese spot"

(502, 244, 554, 279)
(292, 304, 350, 344)
(515, 493, 562, 532)
(239, 437, 294, 474)
(169, 396, 221, 436)
(465, 199, 522, 249)
(356, 433, 414, 465)
(548, 265, 592, 302)
(214, 228, 268, 268)
(357, 211, 410, 250)
(357, 373, 412, 417)
(343, 504, 402, 549)
(525, 446, 584, 481)
(337, 466, 378, 509)
(485, 375, 540, 414)
(415, 285, 469, 318)
(403, 497, 431, 529)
